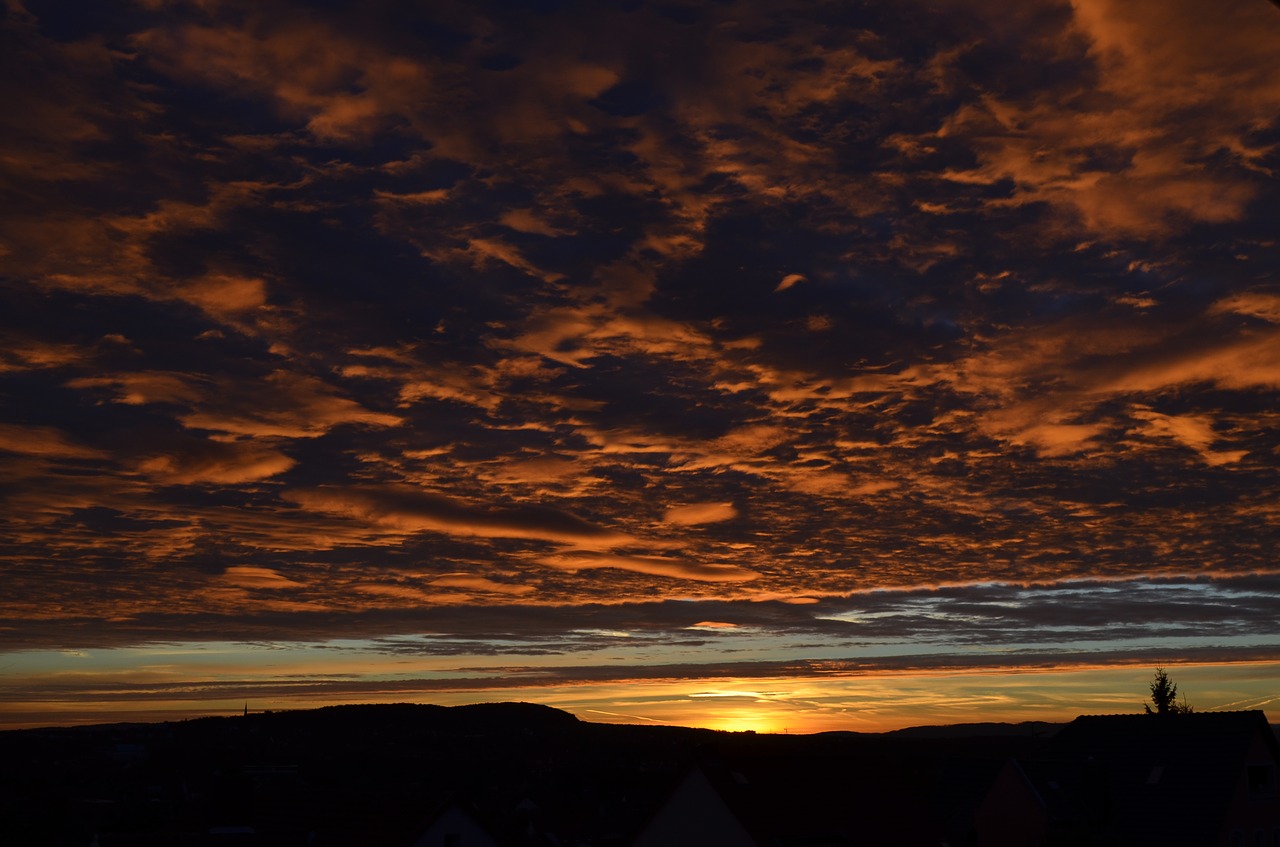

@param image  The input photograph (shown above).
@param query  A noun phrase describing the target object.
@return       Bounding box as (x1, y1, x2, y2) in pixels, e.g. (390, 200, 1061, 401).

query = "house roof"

(1012, 710, 1279, 845)
(639, 746, 970, 847)
(1048, 710, 1279, 756)
(400, 795, 507, 847)
(633, 765, 767, 847)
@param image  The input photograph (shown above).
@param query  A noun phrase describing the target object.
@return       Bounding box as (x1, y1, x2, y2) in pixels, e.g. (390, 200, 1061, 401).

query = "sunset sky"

(3, 0, 1280, 733)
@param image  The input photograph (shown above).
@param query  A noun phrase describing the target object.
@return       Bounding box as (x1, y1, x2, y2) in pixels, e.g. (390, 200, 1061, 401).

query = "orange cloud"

(0, 338, 93, 373)
(774, 274, 806, 293)
(0, 423, 104, 460)
(180, 274, 268, 318)
(136, 439, 295, 485)
(476, 455, 590, 490)
(1098, 331, 1280, 395)
(1129, 409, 1248, 466)
(3, 170, 290, 345)
(782, 469, 858, 496)
(373, 187, 452, 206)
(68, 371, 203, 406)
(932, 0, 1280, 238)
(500, 208, 566, 237)
(1211, 292, 1280, 324)
(350, 583, 437, 603)
(540, 551, 759, 583)
(288, 485, 629, 546)
(1010, 421, 1106, 458)
(73, 369, 403, 438)
(431, 575, 537, 596)
(428, 236, 566, 285)
(220, 566, 303, 590)
(0, 11, 147, 192)
(133, 21, 434, 143)
(663, 502, 738, 526)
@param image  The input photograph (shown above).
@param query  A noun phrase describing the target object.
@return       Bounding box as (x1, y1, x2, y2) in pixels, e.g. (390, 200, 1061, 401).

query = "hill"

(0, 702, 1054, 846)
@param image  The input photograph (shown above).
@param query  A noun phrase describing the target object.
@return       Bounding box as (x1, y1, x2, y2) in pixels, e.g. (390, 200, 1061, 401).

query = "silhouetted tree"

(1145, 667, 1193, 714)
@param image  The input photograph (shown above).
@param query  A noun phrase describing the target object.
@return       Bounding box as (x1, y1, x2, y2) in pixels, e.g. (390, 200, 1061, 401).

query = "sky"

(2, 0, 1280, 733)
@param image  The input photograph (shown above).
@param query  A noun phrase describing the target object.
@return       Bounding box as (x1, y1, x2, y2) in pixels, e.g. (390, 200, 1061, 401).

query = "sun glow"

(686, 689, 791, 733)
(3, 647, 1279, 733)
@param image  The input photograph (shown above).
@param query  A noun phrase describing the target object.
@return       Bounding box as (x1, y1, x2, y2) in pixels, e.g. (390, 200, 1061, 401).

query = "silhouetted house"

(631, 741, 1008, 847)
(406, 799, 502, 847)
(976, 710, 1280, 846)
(631, 766, 762, 847)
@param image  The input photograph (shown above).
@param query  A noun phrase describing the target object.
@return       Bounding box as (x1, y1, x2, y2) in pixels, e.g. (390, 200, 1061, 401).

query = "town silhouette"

(3, 692, 1277, 846)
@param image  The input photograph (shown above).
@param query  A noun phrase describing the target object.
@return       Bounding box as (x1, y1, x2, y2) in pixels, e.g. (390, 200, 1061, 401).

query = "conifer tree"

(1145, 667, 1193, 714)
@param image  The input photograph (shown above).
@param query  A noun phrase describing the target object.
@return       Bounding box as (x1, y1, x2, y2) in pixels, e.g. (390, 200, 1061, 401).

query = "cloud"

(1008, 420, 1106, 458)
(182, 371, 405, 438)
(0, 423, 105, 459)
(288, 485, 629, 546)
(429, 236, 567, 285)
(663, 502, 738, 526)
(500, 209, 566, 238)
(922, 0, 1280, 239)
(179, 274, 268, 319)
(1211, 291, 1280, 324)
(71, 370, 403, 438)
(1129, 410, 1247, 467)
(136, 437, 295, 484)
(132, 18, 434, 143)
(430, 574, 537, 596)
(67, 371, 204, 407)
(0, 8, 150, 190)
(221, 566, 304, 590)
(0, 337, 94, 373)
(540, 552, 759, 583)
(1097, 331, 1280, 394)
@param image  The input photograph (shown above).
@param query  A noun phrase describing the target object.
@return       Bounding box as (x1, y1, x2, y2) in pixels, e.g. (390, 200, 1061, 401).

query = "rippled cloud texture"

(3, 0, 1280, 729)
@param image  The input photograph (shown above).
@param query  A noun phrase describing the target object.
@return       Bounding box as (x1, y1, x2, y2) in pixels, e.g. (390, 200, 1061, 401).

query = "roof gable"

(1046, 711, 1280, 771)
(1008, 711, 1279, 844)
(633, 767, 760, 847)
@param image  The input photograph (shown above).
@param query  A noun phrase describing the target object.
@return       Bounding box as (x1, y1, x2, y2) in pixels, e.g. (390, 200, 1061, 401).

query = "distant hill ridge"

(886, 720, 1064, 739)
(307, 700, 580, 729)
(3, 702, 1069, 738)
(7, 703, 1272, 742)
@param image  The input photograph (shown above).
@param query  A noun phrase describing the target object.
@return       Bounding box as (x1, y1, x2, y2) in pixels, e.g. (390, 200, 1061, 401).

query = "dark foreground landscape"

(2, 703, 1277, 846)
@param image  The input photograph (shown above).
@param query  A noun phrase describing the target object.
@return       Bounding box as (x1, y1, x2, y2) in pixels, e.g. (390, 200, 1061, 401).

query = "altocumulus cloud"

(0, 0, 1278, 726)
(287, 485, 630, 546)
